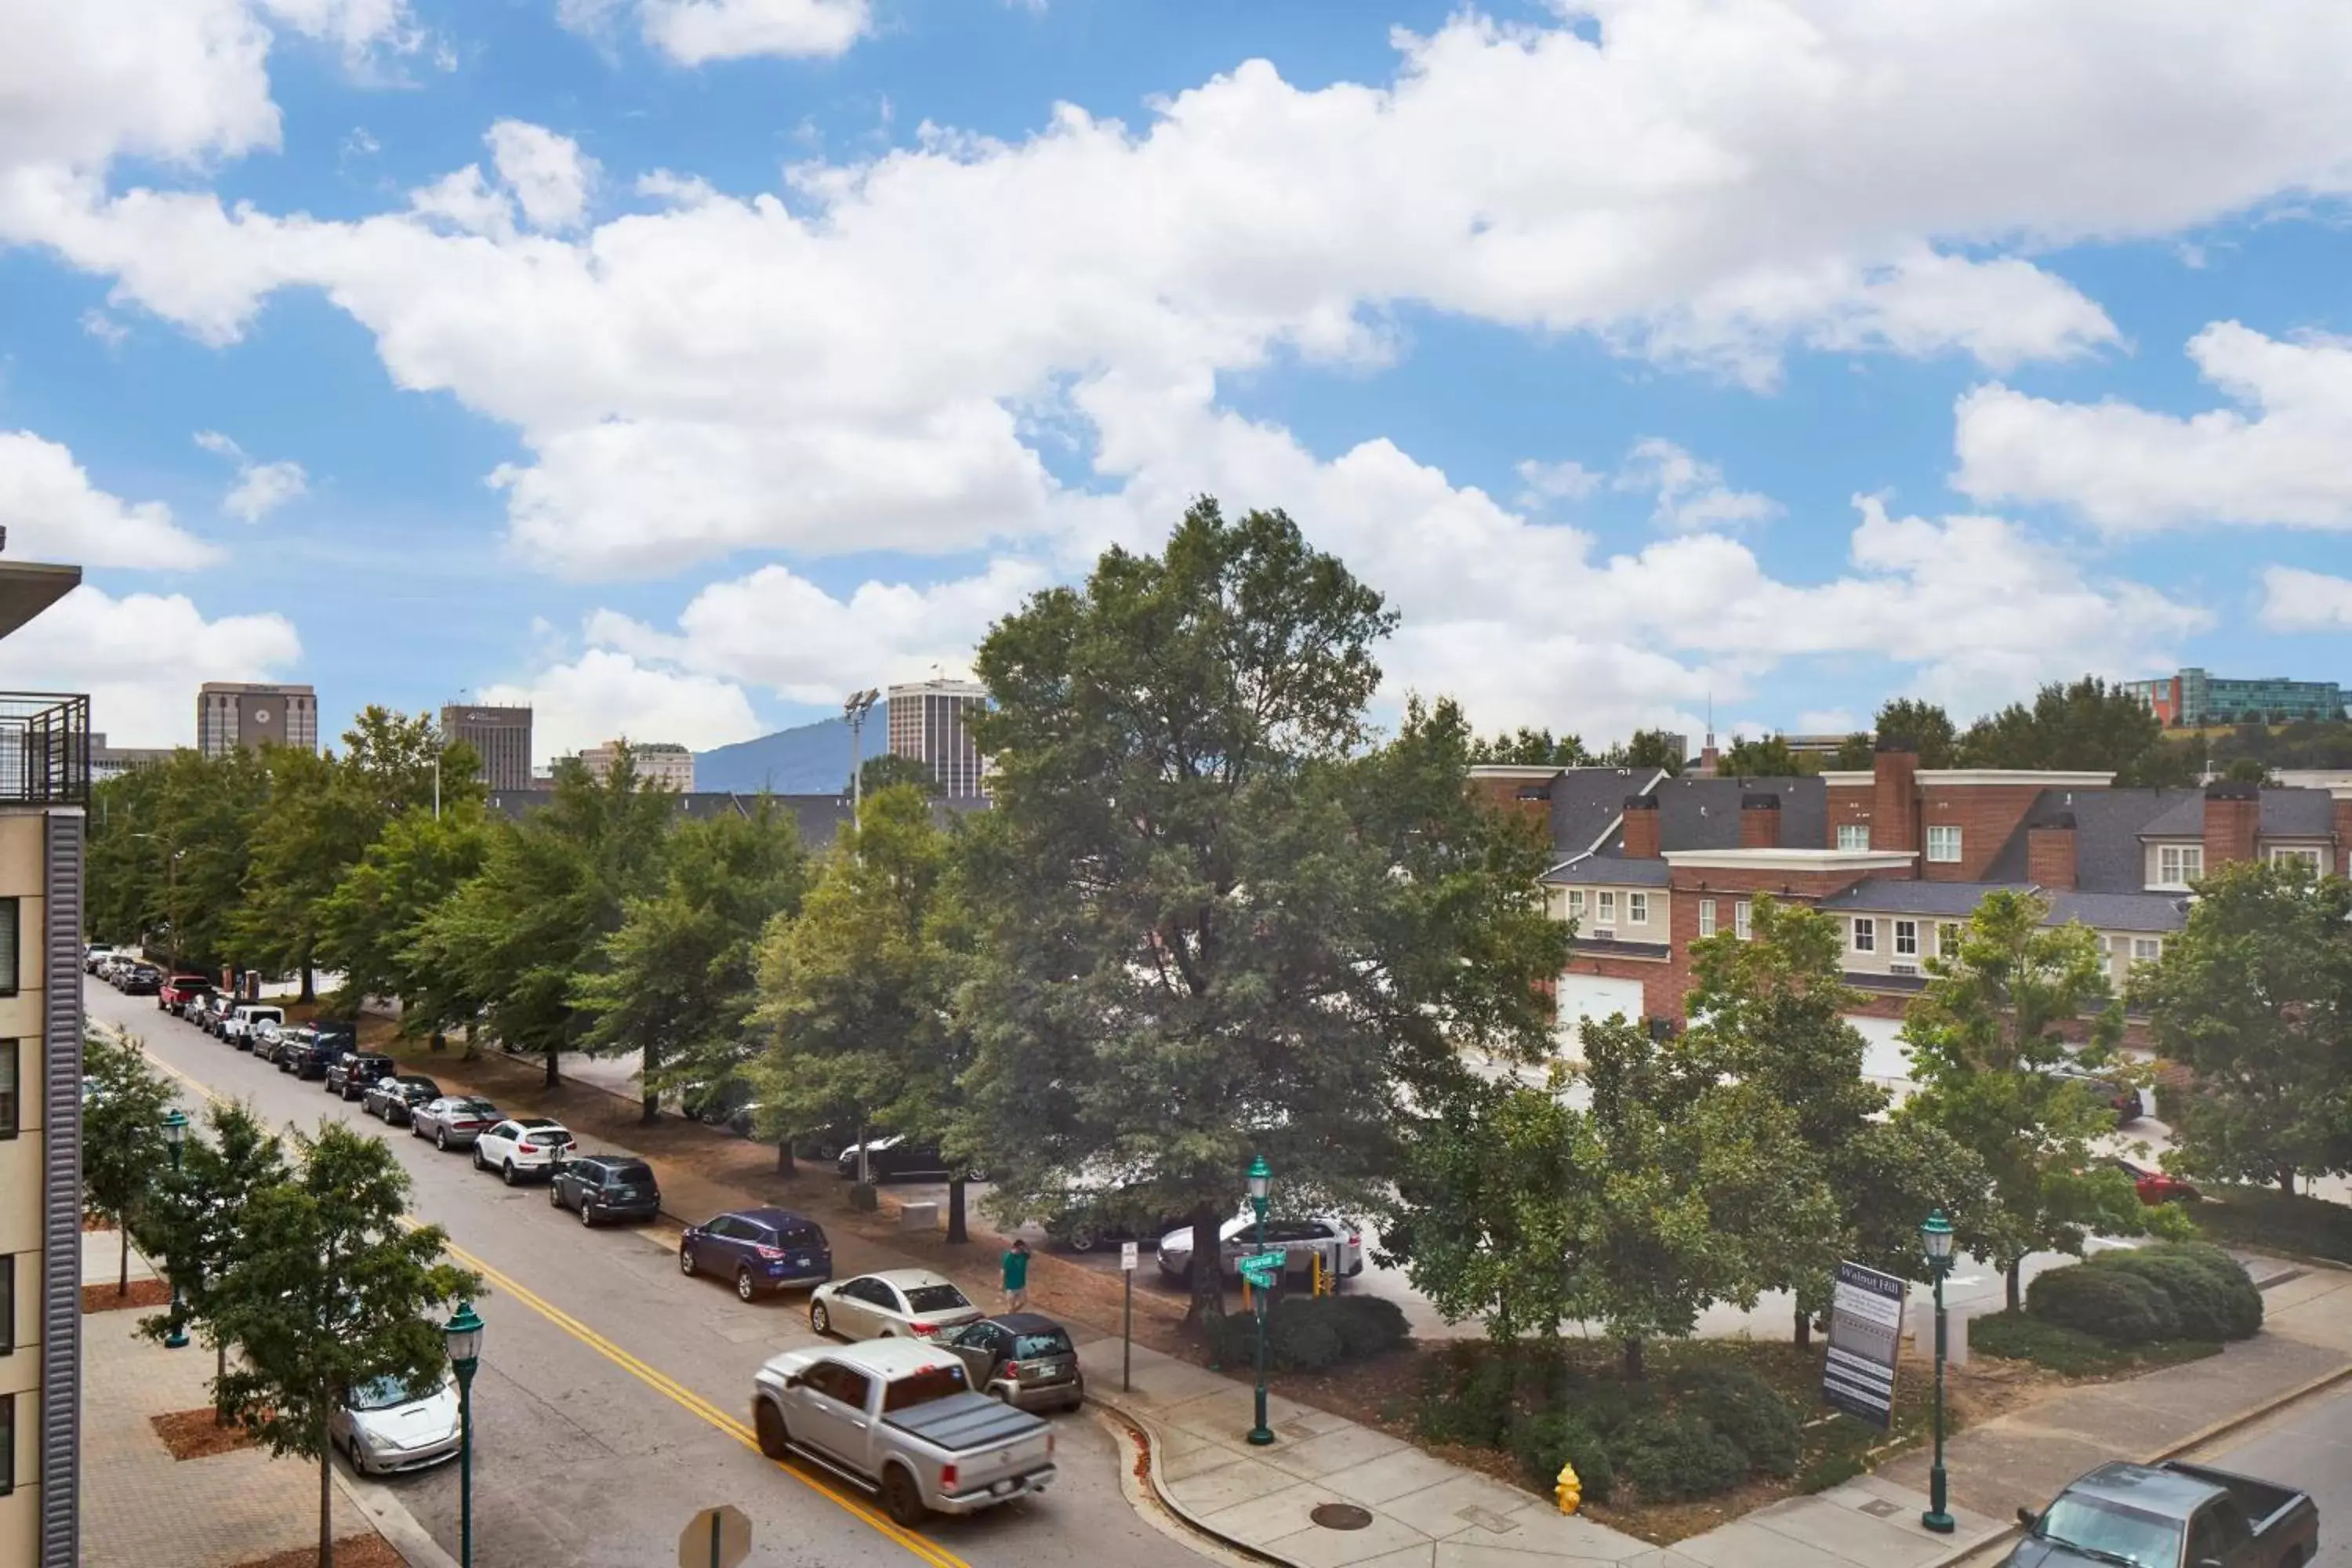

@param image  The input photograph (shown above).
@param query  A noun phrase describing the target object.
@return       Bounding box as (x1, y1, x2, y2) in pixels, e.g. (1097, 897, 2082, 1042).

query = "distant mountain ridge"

(694, 702, 884, 795)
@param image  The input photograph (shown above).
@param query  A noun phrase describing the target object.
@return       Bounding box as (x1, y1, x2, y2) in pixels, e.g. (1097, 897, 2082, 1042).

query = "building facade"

(1489, 742, 2352, 1091)
(438, 705, 534, 792)
(87, 734, 173, 785)
(194, 682, 318, 757)
(2123, 667, 2350, 727)
(886, 679, 989, 797)
(0, 559, 91, 1568)
(577, 739, 694, 793)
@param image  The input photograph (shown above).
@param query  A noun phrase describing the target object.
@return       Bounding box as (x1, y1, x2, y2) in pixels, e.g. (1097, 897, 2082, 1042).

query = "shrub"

(1417, 1350, 1515, 1447)
(1507, 1410, 1614, 1503)
(2089, 1245, 2257, 1342)
(2027, 1261, 2180, 1343)
(1675, 1367, 1801, 1477)
(1267, 1302, 1345, 1371)
(1328, 1294, 1412, 1359)
(1616, 1410, 1748, 1502)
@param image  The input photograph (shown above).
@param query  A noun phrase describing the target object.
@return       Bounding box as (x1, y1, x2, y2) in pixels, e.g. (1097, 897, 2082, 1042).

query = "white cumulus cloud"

(196, 430, 308, 522)
(560, 0, 871, 64)
(1956, 322, 2352, 532)
(477, 647, 764, 763)
(2259, 566, 2352, 632)
(1615, 438, 1782, 533)
(0, 584, 300, 745)
(0, 431, 221, 568)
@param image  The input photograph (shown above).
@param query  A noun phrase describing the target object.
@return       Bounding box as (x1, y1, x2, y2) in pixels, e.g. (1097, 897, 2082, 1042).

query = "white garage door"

(1554, 974, 1647, 1063)
(1844, 1014, 1916, 1098)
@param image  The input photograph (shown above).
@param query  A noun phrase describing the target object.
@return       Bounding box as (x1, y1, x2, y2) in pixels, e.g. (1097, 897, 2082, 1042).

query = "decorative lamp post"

(162, 1109, 189, 1348)
(444, 1301, 485, 1567)
(1245, 1154, 1274, 1447)
(1920, 1210, 1956, 1535)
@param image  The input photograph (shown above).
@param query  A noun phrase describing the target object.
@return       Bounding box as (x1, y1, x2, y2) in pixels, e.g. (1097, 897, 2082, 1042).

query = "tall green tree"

(1386, 1018, 1839, 1377)
(750, 786, 975, 1221)
(956, 499, 1569, 1328)
(137, 1099, 290, 1421)
(1606, 728, 1686, 775)
(853, 752, 944, 797)
(1469, 728, 1591, 768)
(234, 746, 355, 1002)
(315, 804, 495, 1029)
(411, 751, 672, 1084)
(1958, 676, 2190, 786)
(575, 801, 811, 1125)
(205, 1122, 478, 1568)
(1873, 699, 1962, 768)
(1718, 735, 1807, 776)
(82, 1029, 179, 1297)
(1895, 891, 2145, 1308)
(1682, 897, 1988, 1345)
(2135, 858, 2352, 1195)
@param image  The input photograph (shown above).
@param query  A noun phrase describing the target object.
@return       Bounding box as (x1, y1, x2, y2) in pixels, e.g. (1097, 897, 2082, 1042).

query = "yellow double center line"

(144, 1047, 971, 1568)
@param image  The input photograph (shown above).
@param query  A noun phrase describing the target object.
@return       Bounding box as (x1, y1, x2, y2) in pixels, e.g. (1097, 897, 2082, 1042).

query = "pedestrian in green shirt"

(1002, 1239, 1031, 1312)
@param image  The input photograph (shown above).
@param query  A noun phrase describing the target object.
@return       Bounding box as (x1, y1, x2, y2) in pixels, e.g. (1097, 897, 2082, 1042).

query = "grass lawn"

(2190, 1185, 2352, 1267)
(1967, 1310, 2223, 1377)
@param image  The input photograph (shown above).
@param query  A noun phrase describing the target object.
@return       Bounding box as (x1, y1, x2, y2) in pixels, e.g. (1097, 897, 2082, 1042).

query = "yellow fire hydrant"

(1555, 1461, 1582, 1516)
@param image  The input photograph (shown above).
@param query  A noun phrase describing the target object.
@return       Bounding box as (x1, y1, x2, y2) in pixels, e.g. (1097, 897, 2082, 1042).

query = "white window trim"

(1567, 889, 1584, 920)
(1852, 917, 1876, 954)
(1893, 920, 1919, 956)
(1697, 898, 1717, 938)
(2155, 843, 2205, 890)
(2131, 937, 2163, 964)
(1628, 892, 1648, 925)
(1597, 891, 1616, 921)
(1936, 922, 1960, 959)
(2269, 846, 2323, 872)
(1734, 899, 1751, 941)
(1836, 824, 1870, 851)
(1926, 825, 1963, 864)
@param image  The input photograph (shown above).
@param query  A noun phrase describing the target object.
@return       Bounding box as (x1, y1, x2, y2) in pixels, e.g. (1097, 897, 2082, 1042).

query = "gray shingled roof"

(1542, 855, 1672, 887)
(2047, 891, 2191, 933)
(1586, 774, 1827, 855)
(2136, 785, 2333, 839)
(1817, 881, 2031, 916)
(1548, 766, 1664, 857)
(1981, 788, 2188, 893)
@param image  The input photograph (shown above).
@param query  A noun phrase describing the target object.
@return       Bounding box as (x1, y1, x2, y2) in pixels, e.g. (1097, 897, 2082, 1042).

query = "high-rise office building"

(578, 739, 695, 793)
(887, 678, 989, 797)
(195, 682, 318, 757)
(2124, 668, 2350, 728)
(440, 704, 535, 791)
(0, 556, 91, 1567)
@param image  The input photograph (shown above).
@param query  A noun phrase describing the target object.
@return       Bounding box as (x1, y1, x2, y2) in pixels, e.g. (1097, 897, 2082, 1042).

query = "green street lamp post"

(162, 1109, 189, 1349)
(1920, 1210, 1956, 1535)
(1245, 1154, 1274, 1447)
(445, 1301, 485, 1567)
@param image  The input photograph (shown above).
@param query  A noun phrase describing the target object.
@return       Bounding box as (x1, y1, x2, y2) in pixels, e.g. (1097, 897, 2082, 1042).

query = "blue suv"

(678, 1207, 832, 1301)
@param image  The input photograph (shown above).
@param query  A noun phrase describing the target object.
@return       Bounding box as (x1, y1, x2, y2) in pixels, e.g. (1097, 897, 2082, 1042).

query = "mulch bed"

(82, 1277, 173, 1313)
(225, 1536, 406, 1568)
(151, 1408, 260, 1461)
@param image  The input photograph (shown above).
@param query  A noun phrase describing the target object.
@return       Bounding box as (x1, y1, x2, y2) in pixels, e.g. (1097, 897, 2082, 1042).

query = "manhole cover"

(1311, 1504, 1374, 1531)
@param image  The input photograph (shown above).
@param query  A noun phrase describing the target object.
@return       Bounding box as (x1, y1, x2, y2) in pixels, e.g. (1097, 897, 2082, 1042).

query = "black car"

(361, 1074, 442, 1125)
(118, 964, 165, 996)
(289, 1034, 354, 1080)
(260, 1024, 310, 1066)
(834, 1135, 985, 1183)
(325, 1052, 396, 1100)
(548, 1155, 663, 1227)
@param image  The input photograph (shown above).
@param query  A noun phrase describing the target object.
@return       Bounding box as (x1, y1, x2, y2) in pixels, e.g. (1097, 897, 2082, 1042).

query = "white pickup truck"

(751, 1338, 1055, 1526)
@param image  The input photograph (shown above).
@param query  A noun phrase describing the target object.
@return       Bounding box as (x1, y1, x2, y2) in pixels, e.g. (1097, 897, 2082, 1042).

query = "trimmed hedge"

(1218, 1292, 1413, 1374)
(1614, 1410, 1748, 1502)
(2028, 1261, 2180, 1343)
(1675, 1367, 1800, 1478)
(1508, 1410, 1615, 1502)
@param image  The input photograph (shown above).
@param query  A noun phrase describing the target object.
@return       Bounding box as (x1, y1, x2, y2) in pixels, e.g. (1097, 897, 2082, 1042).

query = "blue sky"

(3, 0, 2350, 759)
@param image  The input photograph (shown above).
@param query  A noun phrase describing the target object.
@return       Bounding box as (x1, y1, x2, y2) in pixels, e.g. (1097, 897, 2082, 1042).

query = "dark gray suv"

(548, 1155, 662, 1227)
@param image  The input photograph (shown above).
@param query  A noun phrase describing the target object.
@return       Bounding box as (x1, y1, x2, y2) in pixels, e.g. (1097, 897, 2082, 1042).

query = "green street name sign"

(1237, 1250, 1284, 1287)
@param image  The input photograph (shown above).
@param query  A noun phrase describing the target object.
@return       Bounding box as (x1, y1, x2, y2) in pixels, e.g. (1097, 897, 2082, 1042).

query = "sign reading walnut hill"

(1821, 1260, 1907, 1430)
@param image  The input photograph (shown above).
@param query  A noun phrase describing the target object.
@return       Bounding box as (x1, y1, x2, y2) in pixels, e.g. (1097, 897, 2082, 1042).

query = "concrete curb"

(333, 1465, 461, 1568)
(1083, 1388, 1310, 1568)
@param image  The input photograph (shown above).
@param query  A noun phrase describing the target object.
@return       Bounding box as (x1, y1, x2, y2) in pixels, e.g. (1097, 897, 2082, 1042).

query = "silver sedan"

(331, 1373, 461, 1475)
(808, 1269, 985, 1341)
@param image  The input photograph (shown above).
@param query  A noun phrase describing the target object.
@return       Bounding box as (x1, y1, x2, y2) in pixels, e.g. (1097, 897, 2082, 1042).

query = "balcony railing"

(0, 693, 90, 806)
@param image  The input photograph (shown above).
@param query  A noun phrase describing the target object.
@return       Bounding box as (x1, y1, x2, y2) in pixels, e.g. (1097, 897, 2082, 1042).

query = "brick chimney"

(1739, 791, 1782, 848)
(1871, 736, 1919, 874)
(2203, 782, 2261, 869)
(2027, 812, 2077, 891)
(2335, 789, 2352, 866)
(1621, 794, 1660, 858)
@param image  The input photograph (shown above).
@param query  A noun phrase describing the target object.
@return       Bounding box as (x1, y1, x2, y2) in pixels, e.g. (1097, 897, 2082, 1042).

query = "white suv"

(220, 1004, 285, 1048)
(1156, 1213, 1364, 1285)
(471, 1118, 576, 1185)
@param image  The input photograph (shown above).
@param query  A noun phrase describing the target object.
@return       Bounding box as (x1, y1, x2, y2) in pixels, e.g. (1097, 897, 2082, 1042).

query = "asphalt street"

(2183, 1373, 2352, 1566)
(90, 982, 1225, 1568)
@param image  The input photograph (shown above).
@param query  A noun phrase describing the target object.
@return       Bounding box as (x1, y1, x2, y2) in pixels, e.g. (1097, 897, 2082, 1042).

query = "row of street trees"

(85, 1036, 477, 1568)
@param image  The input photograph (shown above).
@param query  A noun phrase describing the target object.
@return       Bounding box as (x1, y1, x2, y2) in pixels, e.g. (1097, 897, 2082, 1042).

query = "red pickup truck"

(158, 975, 214, 1015)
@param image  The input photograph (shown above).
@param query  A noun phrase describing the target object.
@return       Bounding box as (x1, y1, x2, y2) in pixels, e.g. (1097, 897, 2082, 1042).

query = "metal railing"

(0, 693, 90, 805)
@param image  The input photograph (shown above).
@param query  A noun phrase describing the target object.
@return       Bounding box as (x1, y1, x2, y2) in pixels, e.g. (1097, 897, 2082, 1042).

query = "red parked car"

(159, 975, 214, 1015)
(2111, 1156, 2199, 1204)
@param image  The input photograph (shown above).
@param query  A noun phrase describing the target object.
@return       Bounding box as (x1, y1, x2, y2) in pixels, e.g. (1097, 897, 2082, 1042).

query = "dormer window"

(2156, 844, 2203, 889)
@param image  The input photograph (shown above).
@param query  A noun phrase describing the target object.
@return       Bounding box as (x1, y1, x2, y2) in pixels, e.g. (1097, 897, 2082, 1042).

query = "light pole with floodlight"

(1921, 1210, 1956, 1534)
(843, 688, 880, 833)
(1245, 1154, 1274, 1447)
(445, 1301, 485, 1567)
(162, 1109, 189, 1348)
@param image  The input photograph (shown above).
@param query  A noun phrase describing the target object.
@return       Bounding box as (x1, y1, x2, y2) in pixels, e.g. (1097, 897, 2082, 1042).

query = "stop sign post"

(679, 1504, 751, 1568)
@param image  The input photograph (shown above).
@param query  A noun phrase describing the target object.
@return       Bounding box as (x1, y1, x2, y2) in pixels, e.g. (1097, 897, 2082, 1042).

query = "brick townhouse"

(1472, 742, 2352, 1087)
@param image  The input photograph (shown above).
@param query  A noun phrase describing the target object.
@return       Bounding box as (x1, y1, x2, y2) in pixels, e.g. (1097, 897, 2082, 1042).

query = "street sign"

(679, 1504, 752, 1568)
(1822, 1260, 1907, 1430)
(1120, 1241, 1139, 1272)
(1236, 1250, 1284, 1287)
